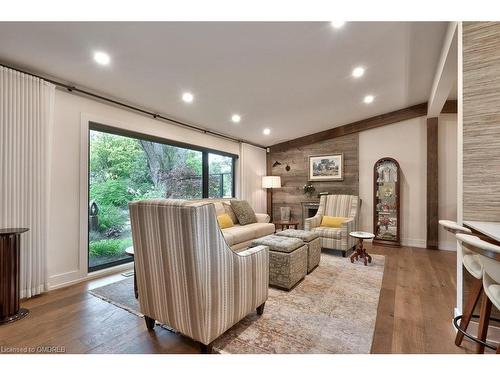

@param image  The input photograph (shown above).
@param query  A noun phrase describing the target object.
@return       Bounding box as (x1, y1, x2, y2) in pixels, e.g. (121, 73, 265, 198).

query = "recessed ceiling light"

(330, 21, 346, 29)
(182, 92, 194, 103)
(263, 128, 271, 135)
(231, 114, 241, 123)
(93, 51, 111, 66)
(352, 66, 365, 78)
(363, 95, 375, 104)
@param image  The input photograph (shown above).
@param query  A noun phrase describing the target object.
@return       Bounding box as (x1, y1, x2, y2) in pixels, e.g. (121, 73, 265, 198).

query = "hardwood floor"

(370, 245, 473, 353)
(0, 245, 480, 354)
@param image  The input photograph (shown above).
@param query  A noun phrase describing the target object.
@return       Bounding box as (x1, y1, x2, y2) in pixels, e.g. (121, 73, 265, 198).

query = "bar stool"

(439, 220, 484, 348)
(456, 233, 500, 354)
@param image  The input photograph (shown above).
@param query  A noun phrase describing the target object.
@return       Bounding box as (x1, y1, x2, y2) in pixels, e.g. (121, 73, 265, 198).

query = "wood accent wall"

(463, 22, 500, 221)
(267, 133, 359, 227)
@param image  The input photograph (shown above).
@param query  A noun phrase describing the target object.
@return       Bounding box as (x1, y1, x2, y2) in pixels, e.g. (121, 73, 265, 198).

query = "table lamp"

(262, 176, 281, 222)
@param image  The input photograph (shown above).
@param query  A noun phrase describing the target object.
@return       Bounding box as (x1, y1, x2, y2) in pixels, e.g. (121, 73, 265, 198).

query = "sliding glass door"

(88, 123, 236, 272)
(208, 153, 234, 198)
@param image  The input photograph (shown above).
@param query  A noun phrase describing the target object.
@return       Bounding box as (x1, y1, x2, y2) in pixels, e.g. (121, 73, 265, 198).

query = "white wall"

(359, 117, 428, 248)
(48, 90, 259, 289)
(438, 113, 458, 250)
(358, 115, 457, 249)
(239, 143, 267, 213)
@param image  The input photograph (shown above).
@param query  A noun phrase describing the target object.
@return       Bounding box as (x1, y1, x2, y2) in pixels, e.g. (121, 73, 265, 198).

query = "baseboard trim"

(401, 238, 426, 248)
(438, 241, 457, 251)
(397, 238, 456, 251)
(48, 269, 82, 289)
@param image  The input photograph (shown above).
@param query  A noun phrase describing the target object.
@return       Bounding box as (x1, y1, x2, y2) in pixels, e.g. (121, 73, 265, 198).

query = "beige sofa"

(201, 199, 275, 251)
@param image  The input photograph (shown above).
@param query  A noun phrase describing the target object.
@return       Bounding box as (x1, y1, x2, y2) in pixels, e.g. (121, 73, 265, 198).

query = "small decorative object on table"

(349, 231, 375, 266)
(280, 207, 291, 222)
(303, 183, 316, 197)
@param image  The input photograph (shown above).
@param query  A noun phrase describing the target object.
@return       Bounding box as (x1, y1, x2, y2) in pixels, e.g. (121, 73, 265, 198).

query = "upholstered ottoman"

(251, 235, 307, 290)
(276, 229, 321, 273)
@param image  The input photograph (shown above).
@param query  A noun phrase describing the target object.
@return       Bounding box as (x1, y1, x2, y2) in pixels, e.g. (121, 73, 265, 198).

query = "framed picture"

(308, 153, 344, 181)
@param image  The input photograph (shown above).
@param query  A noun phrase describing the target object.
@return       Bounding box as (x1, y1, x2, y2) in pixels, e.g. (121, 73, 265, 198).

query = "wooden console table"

(0, 228, 30, 325)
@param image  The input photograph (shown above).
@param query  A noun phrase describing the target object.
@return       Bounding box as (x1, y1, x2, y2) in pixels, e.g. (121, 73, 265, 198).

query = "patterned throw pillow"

(222, 202, 239, 224)
(230, 200, 258, 225)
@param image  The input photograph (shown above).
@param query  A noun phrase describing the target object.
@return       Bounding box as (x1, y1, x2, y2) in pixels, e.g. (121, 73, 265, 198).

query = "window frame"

(87, 121, 238, 272)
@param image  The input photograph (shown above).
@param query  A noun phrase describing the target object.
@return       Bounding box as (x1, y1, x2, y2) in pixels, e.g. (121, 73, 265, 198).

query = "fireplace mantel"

(301, 201, 320, 228)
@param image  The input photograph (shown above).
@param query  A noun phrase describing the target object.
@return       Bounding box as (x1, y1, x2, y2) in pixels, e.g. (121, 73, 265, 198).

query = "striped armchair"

(129, 199, 269, 353)
(304, 194, 360, 256)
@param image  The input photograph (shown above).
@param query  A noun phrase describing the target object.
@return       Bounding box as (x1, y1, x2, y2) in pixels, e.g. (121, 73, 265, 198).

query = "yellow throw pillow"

(321, 216, 347, 228)
(217, 213, 234, 229)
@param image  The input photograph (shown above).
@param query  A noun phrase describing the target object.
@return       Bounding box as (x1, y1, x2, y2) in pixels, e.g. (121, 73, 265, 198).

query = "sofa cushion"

(312, 226, 344, 239)
(222, 223, 275, 246)
(222, 202, 239, 224)
(230, 200, 257, 225)
(213, 202, 226, 216)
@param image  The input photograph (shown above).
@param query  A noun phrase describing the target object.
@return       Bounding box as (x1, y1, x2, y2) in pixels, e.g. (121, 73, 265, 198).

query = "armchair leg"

(256, 302, 266, 315)
(144, 316, 155, 331)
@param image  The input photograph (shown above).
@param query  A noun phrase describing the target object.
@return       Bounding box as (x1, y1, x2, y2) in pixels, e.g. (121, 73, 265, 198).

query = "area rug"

(89, 253, 385, 354)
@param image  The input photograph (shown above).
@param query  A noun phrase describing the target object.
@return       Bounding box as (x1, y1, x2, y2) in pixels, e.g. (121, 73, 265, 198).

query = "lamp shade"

(262, 176, 281, 189)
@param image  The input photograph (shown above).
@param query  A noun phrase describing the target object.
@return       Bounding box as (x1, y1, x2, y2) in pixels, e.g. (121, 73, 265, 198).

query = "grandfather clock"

(373, 158, 401, 247)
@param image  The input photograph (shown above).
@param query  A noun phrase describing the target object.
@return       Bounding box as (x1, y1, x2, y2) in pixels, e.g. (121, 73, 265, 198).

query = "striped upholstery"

(129, 199, 269, 345)
(304, 195, 359, 252)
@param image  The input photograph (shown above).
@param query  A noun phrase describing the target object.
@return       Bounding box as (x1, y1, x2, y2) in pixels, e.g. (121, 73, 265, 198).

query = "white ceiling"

(0, 22, 449, 146)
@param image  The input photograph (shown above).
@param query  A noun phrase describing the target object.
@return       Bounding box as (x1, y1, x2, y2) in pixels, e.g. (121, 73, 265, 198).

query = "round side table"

(349, 231, 375, 266)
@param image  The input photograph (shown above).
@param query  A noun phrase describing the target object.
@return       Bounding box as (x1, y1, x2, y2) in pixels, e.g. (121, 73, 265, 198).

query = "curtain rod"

(0, 62, 266, 150)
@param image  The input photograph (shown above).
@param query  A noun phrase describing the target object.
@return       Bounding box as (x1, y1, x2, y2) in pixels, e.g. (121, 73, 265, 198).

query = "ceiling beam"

(427, 22, 458, 117)
(269, 102, 428, 153)
(441, 100, 457, 114)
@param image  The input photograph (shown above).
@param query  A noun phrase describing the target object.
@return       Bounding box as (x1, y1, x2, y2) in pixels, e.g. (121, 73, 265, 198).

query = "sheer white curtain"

(239, 143, 267, 213)
(0, 67, 55, 298)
